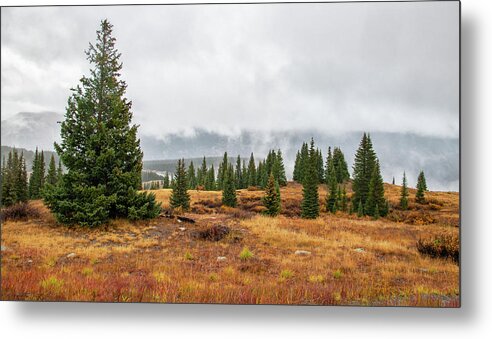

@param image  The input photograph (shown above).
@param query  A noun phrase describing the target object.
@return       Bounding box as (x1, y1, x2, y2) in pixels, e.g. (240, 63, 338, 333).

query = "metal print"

(0, 1, 460, 306)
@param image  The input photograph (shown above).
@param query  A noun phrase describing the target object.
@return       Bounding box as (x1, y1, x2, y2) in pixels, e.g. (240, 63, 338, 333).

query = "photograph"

(1, 1, 460, 307)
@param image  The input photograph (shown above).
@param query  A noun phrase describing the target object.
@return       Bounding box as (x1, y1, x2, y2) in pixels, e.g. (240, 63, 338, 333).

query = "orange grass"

(1, 183, 459, 306)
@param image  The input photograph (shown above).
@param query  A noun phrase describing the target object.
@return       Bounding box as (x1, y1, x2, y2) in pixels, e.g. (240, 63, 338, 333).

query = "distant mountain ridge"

(1, 112, 459, 191)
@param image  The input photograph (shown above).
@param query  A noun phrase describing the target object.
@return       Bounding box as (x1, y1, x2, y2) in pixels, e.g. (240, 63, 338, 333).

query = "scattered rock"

(66, 253, 76, 259)
(354, 248, 365, 253)
(27, 259, 33, 263)
(294, 250, 311, 256)
(177, 216, 196, 224)
(217, 256, 227, 262)
(177, 219, 182, 223)
(178, 227, 186, 232)
(419, 268, 429, 273)
(192, 225, 230, 241)
(0, 245, 8, 251)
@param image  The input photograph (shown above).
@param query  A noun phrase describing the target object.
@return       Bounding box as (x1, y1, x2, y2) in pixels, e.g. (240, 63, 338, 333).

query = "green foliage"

(1, 149, 29, 207)
(365, 160, 387, 217)
(162, 172, 170, 188)
(186, 161, 197, 189)
(197, 156, 207, 187)
(46, 154, 58, 186)
(29, 148, 45, 199)
(293, 150, 301, 182)
(222, 164, 237, 207)
(357, 200, 363, 217)
(325, 161, 338, 213)
(234, 155, 243, 189)
(400, 172, 409, 210)
(273, 149, 288, 187)
(239, 247, 254, 260)
(316, 148, 324, 184)
(416, 170, 427, 204)
(44, 20, 160, 226)
(352, 133, 377, 208)
(417, 233, 459, 264)
(247, 153, 257, 187)
(263, 173, 281, 217)
(217, 152, 228, 190)
(170, 159, 190, 211)
(301, 138, 320, 219)
(205, 165, 216, 191)
(332, 147, 350, 183)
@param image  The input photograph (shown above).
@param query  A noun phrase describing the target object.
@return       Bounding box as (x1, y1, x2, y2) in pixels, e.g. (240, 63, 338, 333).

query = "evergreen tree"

(263, 173, 281, 216)
(357, 200, 363, 217)
(2, 152, 14, 206)
(293, 150, 301, 182)
(222, 164, 237, 207)
(29, 148, 42, 199)
(241, 160, 248, 189)
(163, 172, 170, 188)
(43, 20, 160, 226)
(400, 171, 409, 210)
(235, 155, 243, 189)
(197, 156, 207, 187)
(205, 165, 216, 191)
(1, 150, 28, 206)
(415, 170, 427, 204)
(217, 152, 228, 190)
(186, 161, 197, 189)
(17, 152, 29, 203)
(57, 159, 63, 184)
(325, 146, 333, 185)
(325, 161, 338, 213)
(46, 154, 58, 186)
(392, 177, 395, 185)
(364, 160, 387, 217)
(352, 133, 377, 208)
(333, 147, 350, 183)
(301, 138, 320, 219)
(299, 142, 309, 184)
(256, 161, 265, 188)
(340, 185, 348, 212)
(247, 153, 257, 187)
(170, 159, 190, 211)
(316, 148, 324, 184)
(273, 149, 287, 187)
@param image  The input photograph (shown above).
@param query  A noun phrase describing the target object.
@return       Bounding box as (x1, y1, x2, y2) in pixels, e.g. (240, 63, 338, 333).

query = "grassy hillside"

(1, 182, 459, 306)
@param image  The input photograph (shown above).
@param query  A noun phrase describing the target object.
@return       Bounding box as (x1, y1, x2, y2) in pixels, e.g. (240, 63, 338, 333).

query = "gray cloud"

(1, 2, 459, 139)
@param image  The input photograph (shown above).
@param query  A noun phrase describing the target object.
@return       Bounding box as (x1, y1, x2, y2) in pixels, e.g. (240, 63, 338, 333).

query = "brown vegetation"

(1, 182, 459, 306)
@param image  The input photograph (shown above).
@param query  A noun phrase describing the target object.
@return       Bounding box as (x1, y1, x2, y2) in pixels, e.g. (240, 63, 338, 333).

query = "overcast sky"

(1, 2, 459, 140)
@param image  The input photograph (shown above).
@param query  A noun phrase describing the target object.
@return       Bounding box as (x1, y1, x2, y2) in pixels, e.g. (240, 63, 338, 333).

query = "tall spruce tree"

(392, 177, 395, 185)
(293, 150, 301, 182)
(263, 173, 281, 216)
(273, 149, 287, 187)
(222, 164, 237, 207)
(217, 152, 228, 190)
(170, 159, 190, 211)
(186, 161, 197, 189)
(29, 148, 42, 199)
(301, 138, 320, 219)
(325, 161, 338, 213)
(46, 154, 58, 186)
(235, 155, 243, 189)
(352, 133, 377, 208)
(400, 171, 409, 210)
(163, 172, 170, 189)
(415, 170, 427, 204)
(197, 156, 207, 187)
(316, 148, 324, 184)
(364, 160, 387, 217)
(57, 159, 63, 183)
(325, 146, 333, 185)
(299, 142, 309, 184)
(333, 147, 350, 183)
(1, 150, 28, 206)
(205, 165, 216, 191)
(43, 20, 160, 226)
(247, 153, 257, 187)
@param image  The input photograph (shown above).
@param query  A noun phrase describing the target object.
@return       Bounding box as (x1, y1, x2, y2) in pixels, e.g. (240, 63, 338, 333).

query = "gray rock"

(178, 227, 186, 232)
(294, 250, 311, 256)
(217, 256, 227, 262)
(354, 248, 365, 253)
(0, 245, 8, 251)
(27, 259, 33, 263)
(66, 253, 76, 258)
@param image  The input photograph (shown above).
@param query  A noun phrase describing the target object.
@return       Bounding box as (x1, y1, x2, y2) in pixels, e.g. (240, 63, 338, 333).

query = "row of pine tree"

(1, 148, 62, 207)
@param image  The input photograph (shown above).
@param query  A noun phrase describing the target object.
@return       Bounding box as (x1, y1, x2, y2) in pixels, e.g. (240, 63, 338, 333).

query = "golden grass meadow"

(1, 182, 459, 306)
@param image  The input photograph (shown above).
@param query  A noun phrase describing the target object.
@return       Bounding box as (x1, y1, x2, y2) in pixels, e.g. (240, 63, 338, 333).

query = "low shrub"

(417, 233, 459, 264)
(0, 202, 40, 222)
(239, 247, 254, 260)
